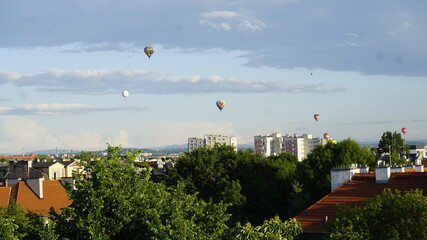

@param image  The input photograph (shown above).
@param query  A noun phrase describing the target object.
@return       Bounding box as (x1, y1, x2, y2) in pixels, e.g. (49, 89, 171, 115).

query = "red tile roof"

(0, 180, 72, 215)
(0, 187, 11, 207)
(294, 172, 427, 232)
(0, 156, 37, 160)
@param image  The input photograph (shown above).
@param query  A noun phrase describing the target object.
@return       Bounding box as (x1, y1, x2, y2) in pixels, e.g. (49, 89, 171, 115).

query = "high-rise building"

(188, 134, 237, 152)
(254, 133, 327, 161)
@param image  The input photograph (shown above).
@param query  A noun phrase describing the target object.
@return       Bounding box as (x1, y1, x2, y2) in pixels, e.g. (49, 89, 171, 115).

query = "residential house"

(294, 164, 426, 240)
(61, 160, 81, 177)
(32, 161, 65, 180)
(0, 178, 72, 215)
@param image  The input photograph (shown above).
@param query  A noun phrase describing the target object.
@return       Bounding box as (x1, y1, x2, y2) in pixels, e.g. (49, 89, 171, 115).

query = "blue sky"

(0, 0, 426, 154)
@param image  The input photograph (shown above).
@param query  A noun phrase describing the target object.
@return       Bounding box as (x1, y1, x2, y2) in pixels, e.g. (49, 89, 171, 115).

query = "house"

(60, 159, 81, 177)
(0, 177, 72, 215)
(32, 161, 65, 180)
(294, 164, 426, 240)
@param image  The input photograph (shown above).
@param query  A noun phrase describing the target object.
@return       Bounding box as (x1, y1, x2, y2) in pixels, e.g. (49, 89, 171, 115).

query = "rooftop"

(1, 180, 71, 215)
(295, 172, 427, 232)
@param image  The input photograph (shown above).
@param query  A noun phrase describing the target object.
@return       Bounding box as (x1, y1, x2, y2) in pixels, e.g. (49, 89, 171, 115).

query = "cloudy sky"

(1, 0, 426, 154)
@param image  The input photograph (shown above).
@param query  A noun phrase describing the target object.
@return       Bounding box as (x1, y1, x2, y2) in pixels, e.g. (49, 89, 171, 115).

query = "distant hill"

(5, 140, 426, 157)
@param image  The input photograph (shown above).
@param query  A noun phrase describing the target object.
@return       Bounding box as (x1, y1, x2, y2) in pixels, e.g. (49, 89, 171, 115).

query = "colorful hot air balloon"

(401, 127, 407, 134)
(122, 90, 129, 98)
(323, 133, 330, 139)
(314, 114, 320, 121)
(144, 46, 154, 58)
(216, 100, 225, 111)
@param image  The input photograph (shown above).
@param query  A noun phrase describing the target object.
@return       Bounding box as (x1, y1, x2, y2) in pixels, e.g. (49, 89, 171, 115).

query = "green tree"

(377, 131, 408, 165)
(0, 203, 30, 239)
(328, 189, 427, 240)
(235, 152, 298, 225)
(54, 144, 230, 240)
(164, 144, 244, 207)
(298, 139, 375, 205)
(164, 145, 300, 226)
(225, 216, 303, 240)
(0, 203, 56, 240)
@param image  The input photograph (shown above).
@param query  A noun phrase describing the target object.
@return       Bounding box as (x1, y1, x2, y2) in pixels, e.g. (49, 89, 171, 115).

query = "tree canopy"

(54, 145, 230, 240)
(328, 189, 427, 240)
(297, 138, 375, 205)
(164, 145, 300, 226)
(377, 131, 409, 165)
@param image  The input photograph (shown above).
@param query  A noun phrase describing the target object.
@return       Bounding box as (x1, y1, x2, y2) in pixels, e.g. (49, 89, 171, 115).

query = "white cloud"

(200, 10, 266, 33)
(0, 103, 146, 115)
(0, 117, 130, 153)
(199, 20, 232, 31)
(0, 69, 344, 95)
(387, 21, 414, 37)
(59, 42, 140, 53)
(237, 19, 266, 32)
(107, 130, 130, 147)
(136, 121, 238, 148)
(201, 11, 239, 19)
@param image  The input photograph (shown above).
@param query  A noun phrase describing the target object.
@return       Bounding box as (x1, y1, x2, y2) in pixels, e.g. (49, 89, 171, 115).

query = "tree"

(297, 139, 375, 205)
(377, 131, 408, 165)
(235, 152, 299, 225)
(0, 203, 27, 240)
(327, 189, 427, 240)
(164, 145, 300, 226)
(225, 216, 303, 240)
(0, 203, 56, 240)
(164, 144, 244, 207)
(54, 144, 230, 240)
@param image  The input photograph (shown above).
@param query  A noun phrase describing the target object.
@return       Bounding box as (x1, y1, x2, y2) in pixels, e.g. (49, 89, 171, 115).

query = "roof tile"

(295, 172, 427, 232)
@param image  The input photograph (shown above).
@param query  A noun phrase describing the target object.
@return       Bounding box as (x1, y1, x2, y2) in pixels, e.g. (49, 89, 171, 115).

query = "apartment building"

(188, 134, 237, 152)
(254, 133, 327, 161)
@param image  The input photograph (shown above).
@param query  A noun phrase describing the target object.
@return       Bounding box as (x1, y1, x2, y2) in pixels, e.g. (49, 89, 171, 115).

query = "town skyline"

(1, 0, 426, 153)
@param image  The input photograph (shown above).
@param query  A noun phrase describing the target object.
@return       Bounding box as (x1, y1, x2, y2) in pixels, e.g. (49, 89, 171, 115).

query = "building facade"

(188, 134, 237, 152)
(254, 133, 327, 161)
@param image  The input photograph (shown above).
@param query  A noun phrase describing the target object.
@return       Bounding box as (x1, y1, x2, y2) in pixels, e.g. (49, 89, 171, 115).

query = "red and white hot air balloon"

(401, 127, 407, 134)
(314, 114, 320, 122)
(323, 133, 330, 140)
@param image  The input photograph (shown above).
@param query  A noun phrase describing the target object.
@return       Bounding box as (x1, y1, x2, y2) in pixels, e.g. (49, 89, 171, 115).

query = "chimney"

(390, 166, 404, 173)
(375, 167, 390, 183)
(330, 164, 365, 191)
(26, 177, 44, 199)
(414, 165, 424, 172)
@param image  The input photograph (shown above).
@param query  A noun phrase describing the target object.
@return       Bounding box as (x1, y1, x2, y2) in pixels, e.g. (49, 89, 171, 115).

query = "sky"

(1, 0, 426, 154)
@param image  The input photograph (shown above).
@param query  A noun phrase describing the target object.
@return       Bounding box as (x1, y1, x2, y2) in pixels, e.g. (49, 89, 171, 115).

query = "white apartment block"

(188, 134, 237, 152)
(254, 133, 327, 161)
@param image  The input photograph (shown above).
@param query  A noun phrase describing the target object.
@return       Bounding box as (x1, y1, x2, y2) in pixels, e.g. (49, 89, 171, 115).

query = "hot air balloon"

(122, 90, 129, 98)
(314, 114, 320, 121)
(144, 46, 154, 58)
(216, 100, 225, 111)
(323, 133, 330, 139)
(401, 127, 407, 134)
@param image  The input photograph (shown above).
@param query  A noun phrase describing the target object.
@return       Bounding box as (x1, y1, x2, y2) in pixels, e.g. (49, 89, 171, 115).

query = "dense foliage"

(0, 203, 56, 240)
(2, 138, 381, 239)
(297, 138, 376, 205)
(328, 189, 427, 240)
(226, 216, 303, 240)
(164, 145, 299, 225)
(377, 131, 409, 165)
(54, 145, 230, 240)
